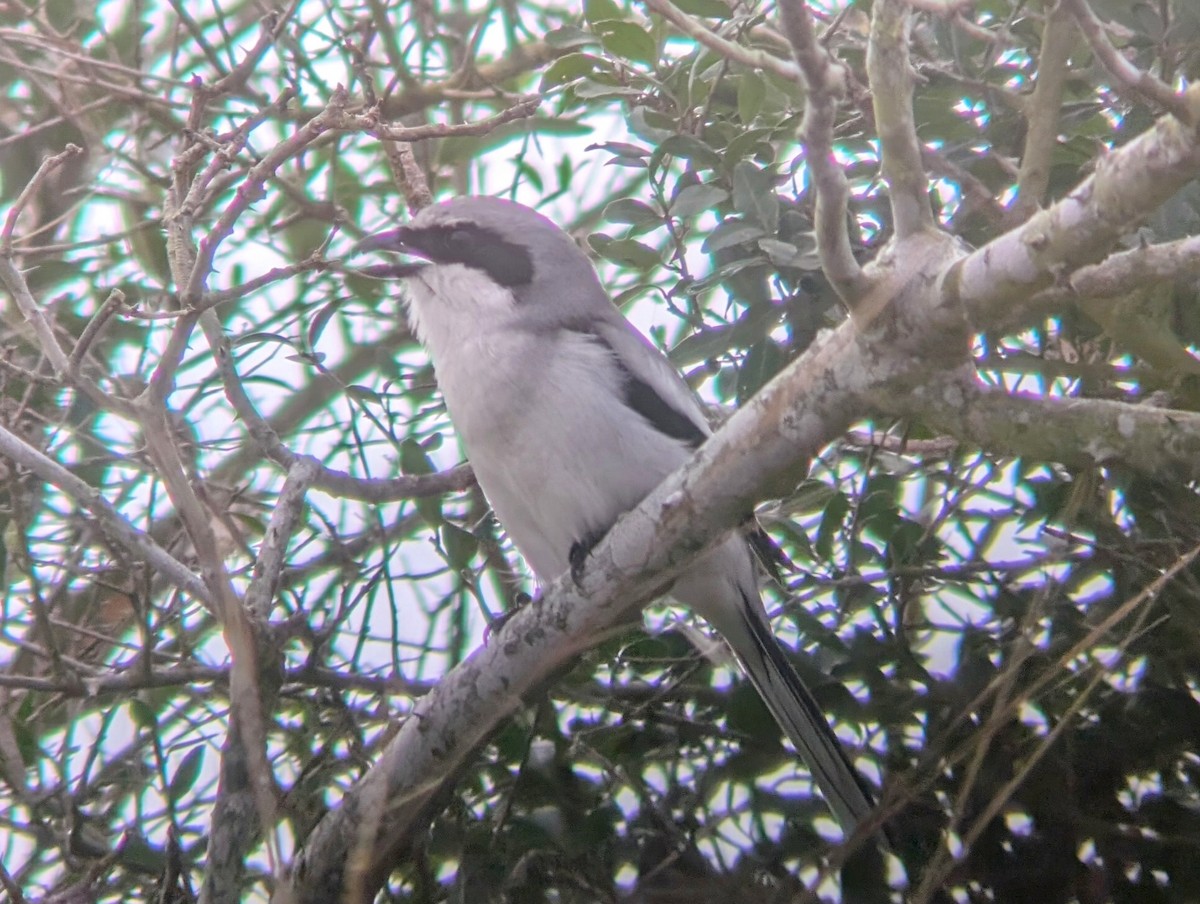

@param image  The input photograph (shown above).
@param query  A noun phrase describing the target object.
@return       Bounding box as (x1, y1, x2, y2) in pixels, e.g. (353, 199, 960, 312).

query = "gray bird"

(356, 196, 878, 836)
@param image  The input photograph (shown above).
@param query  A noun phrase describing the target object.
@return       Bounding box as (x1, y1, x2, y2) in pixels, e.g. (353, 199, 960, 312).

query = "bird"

(354, 195, 879, 837)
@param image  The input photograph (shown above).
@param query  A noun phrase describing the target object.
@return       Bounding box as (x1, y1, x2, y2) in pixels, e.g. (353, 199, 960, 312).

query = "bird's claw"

(484, 591, 533, 643)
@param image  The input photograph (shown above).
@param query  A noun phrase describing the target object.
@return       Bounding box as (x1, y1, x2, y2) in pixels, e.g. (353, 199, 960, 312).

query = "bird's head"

(353, 196, 596, 291)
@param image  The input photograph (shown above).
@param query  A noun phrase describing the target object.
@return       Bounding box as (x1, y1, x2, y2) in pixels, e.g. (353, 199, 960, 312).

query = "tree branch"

(1010, 1, 1076, 223)
(951, 85, 1200, 328)
(202, 457, 317, 904)
(777, 0, 869, 305)
(642, 0, 801, 83)
(0, 423, 212, 606)
(1063, 0, 1193, 125)
(876, 377, 1200, 482)
(866, 0, 935, 239)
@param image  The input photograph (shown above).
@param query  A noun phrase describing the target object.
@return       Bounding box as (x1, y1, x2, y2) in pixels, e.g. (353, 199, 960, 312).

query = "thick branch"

(951, 85, 1200, 328)
(866, 0, 935, 239)
(876, 378, 1200, 482)
(1010, 2, 1076, 223)
(777, 0, 868, 304)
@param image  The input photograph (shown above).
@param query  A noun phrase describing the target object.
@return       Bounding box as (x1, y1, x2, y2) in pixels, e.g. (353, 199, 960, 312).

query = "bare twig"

(182, 88, 350, 308)
(198, 256, 333, 310)
(0, 857, 30, 904)
(0, 144, 85, 375)
(0, 423, 212, 605)
(777, 0, 869, 304)
(383, 140, 434, 213)
(68, 288, 127, 375)
(643, 0, 801, 82)
(333, 93, 542, 143)
(201, 456, 315, 904)
(1063, 0, 1193, 125)
(244, 457, 318, 621)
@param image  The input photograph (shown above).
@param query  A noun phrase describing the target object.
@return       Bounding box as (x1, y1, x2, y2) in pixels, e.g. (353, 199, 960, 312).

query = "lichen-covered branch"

(875, 378, 1200, 483)
(866, 0, 935, 239)
(1010, 2, 1076, 223)
(777, 0, 868, 304)
(950, 85, 1200, 328)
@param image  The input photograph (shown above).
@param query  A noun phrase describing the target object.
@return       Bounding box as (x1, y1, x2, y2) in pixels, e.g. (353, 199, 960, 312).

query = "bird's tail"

(726, 591, 878, 836)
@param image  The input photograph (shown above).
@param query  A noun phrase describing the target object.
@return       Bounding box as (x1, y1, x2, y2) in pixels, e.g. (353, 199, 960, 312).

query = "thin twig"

(69, 288, 127, 375)
(0, 423, 212, 606)
(333, 93, 543, 143)
(244, 457, 318, 621)
(383, 140, 434, 213)
(642, 0, 801, 82)
(0, 144, 84, 376)
(899, 0, 974, 14)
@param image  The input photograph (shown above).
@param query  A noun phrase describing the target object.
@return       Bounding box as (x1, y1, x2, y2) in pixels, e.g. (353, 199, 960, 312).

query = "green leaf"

(572, 78, 644, 99)
(815, 491, 849, 562)
(737, 338, 785, 403)
(731, 161, 780, 233)
(671, 0, 731, 15)
(400, 438, 434, 475)
(593, 19, 658, 65)
(584, 0, 623, 24)
(588, 233, 660, 269)
(758, 237, 819, 269)
(233, 331, 298, 350)
(346, 384, 382, 403)
(604, 198, 660, 226)
(628, 106, 675, 143)
(738, 72, 766, 122)
(307, 296, 345, 349)
(671, 184, 728, 218)
(128, 700, 157, 730)
(586, 141, 650, 159)
(545, 25, 601, 49)
(656, 134, 722, 170)
(725, 127, 776, 164)
(441, 523, 478, 570)
(541, 52, 601, 88)
(702, 218, 765, 253)
(167, 746, 204, 803)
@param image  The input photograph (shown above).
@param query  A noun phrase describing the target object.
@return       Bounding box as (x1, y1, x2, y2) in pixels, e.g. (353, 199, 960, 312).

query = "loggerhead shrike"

(356, 196, 878, 836)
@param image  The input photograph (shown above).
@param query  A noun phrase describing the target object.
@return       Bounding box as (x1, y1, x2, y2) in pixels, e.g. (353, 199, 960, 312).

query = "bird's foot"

(569, 529, 605, 587)
(484, 590, 534, 643)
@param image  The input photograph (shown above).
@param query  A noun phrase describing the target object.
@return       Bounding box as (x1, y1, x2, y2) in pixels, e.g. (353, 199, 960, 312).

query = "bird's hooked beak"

(349, 226, 429, 279)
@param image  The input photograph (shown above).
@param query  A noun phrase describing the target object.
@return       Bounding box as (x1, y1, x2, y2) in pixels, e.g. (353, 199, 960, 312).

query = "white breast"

(402, 266, 694, 584)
